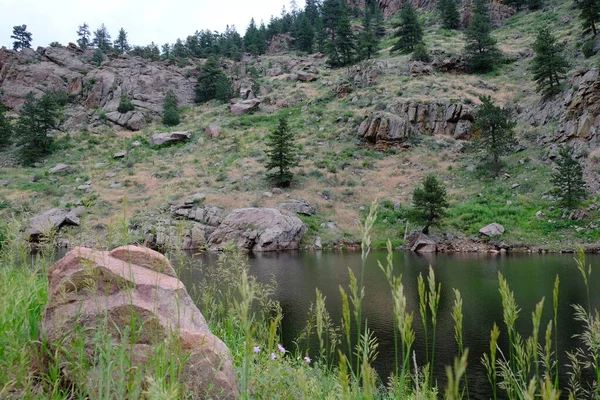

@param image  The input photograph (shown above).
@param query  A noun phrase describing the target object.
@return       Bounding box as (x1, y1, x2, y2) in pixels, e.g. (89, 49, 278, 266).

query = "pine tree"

(411, 174, 449, 234)
(472, 96, 516, 177)
(322, 0, 344, 41)
(11, 25, 32, 51)
(575, 0, 600, 37)
(264, 116, 300, 187)
(305, 0, 320, 24)
(371, 1, 386, 38)
(296, 14, 315, 52)
(439, 0, 460, 30)
(528, 0, 543, 10)
(463, 0, 501, 73)
(76, 23, 91, 50)
(314, 17, 327, 53)
(531, 28, 569, 98)
(93, 24, 112, 52)
(551, 146, 586, 209)
(114, 28, 130, 54)
(0, 103, 12, 150)
(330, 12, 356, 66)
(17, 93, 58, 165)
(162, 89, 180, 126)
(92, 48, 105, 66)
(392, 2, 424, 53)
(358, 6, 380, 60)
(215, 75, 233, 103)
(195, 56, 227, 103)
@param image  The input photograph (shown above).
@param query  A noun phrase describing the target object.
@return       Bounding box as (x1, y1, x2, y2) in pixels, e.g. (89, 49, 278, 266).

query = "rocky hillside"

(1, 0, 599, 252)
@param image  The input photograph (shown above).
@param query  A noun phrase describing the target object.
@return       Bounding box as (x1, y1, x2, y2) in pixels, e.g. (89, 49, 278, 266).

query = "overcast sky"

(0, 0, 294, 49)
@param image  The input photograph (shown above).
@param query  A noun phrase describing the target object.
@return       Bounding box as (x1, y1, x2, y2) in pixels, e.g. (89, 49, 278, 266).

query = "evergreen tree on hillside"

(195, 56, 227, 103)
(463, 0, 501, 73)
(528, 0, 543, 11)
(114, 28, 130, 54)
(91, 48, 105, 66)
(358, 5, 380, 60)
(17, 93, 58, 165)
(215, 75, 233, 103)
(439, 0, 460, 30)
(531, 28, 569, 98)
(0, 104, 12, 150)
(411, 174, 449, 235)
(244, 18, 267, 55)
(575, 0, 600, 37)
(264, 116, 300, 187)
(93, 24, 112, 52)
(504, 0, 526, 10)
(295, 14, 315, 52)
(322, 0, 344, 41)
(76, 23, 91, 50)
(391, 2, 424, 53)
(305, 0, 320, 24)
(162, 89, 180, 127)
(371, 2, 386, 38)
(472, 96, 516, 177)
(326, 12, 356, 67)
(551, 146, 586, 209)
(11, 25, 32, 51)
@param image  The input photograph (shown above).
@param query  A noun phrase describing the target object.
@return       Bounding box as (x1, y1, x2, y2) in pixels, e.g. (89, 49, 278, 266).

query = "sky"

(0, 0, 294, 49)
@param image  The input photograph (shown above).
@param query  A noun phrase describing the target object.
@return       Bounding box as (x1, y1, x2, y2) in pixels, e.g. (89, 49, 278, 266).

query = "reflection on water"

(179, 250, 600, 399)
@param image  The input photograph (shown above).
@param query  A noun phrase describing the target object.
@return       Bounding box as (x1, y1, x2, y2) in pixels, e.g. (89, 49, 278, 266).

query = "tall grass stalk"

(499, 272, 520, 373)
(452, 289, 469, 399)
(553, 275, 559, 389)
(482, 323, 500, 400)
(427, 266, 441, 385)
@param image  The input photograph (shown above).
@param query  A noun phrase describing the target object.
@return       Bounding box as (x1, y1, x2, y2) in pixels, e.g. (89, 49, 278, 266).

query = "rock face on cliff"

(527, 68, 600, 157)
(0, 44, 196, 131)
(208, 208, 307, 252)
(41, 245, 238, 399)
(345, 0, 514, 26)
(359, 101, 475, 144)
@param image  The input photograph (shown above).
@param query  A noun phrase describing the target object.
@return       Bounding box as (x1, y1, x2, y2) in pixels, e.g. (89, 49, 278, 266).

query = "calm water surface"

(179, 250, 600, 399)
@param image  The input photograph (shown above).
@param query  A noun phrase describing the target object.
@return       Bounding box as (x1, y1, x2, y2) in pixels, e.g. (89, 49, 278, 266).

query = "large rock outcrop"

(41, 246, 238, 399)
(208, 208, 307, 252)
(0, 44, 197, 131)
(359, 101, 475, 144)
(527, 68, 600, 156)
(345, 0, 514, 26)
(358, 113, 416, 144)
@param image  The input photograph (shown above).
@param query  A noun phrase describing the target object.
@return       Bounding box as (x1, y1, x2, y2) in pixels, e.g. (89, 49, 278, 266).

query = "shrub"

(117, 94, 135, 113)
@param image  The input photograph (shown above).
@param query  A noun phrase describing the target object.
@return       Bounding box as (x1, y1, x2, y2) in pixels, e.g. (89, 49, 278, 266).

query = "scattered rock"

(208, 208, 307, 252)
(24, 207, 85, 241)
(479, 223, 505, 237)
(41, 246, 238, 399)
(205, 124, 221, 138)
(263, 191, 273, 198)
(150, 131, 192, 147)
(113, 150, 127, 159)
(272, 188, 283, 195)
(0, 180, 9, 187)
(409, 231, 437, 253)
(130, 141, 142, 148)
(230, 99, 260, 115)
(49, 163, 72, 174)
(295, 70, 317, 82)
(320, 221, 339, 231)
(409, 61, 433, 77)
(315, 236, 323, 250)
(278, 199, 317, 216)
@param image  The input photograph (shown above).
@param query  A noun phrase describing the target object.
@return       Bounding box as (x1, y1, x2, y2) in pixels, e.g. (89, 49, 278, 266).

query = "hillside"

(0, 0, 599, 252)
